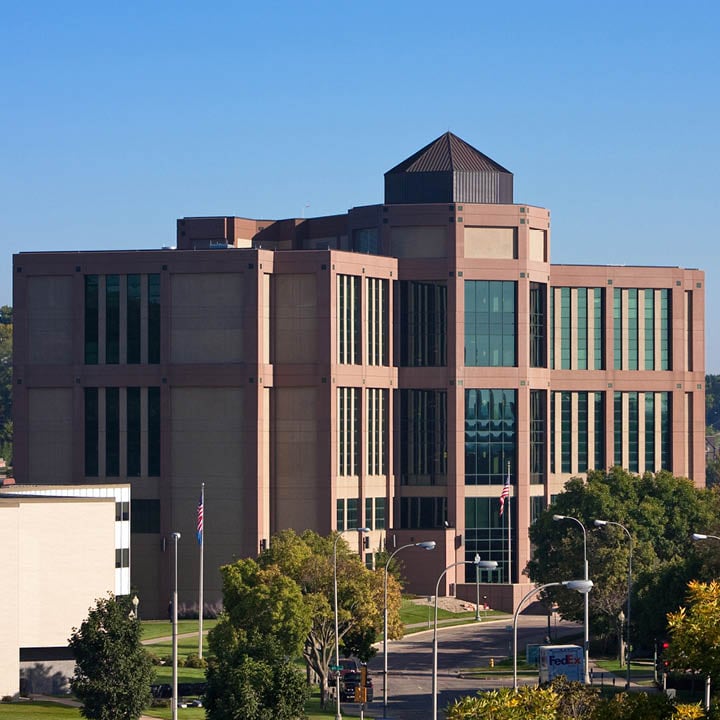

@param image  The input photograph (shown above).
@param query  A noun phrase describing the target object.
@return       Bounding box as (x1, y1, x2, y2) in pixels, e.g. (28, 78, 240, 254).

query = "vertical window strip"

(352, 276, 361, 364)
(375, 497, 385, 530)
(148, 274, 161, 365)
(127, 275, 141, 364)
(577, 392, 588, 471)
(685, 291, 693, 371)
(660, 290, 671, 370)
(529, 282, 546, 368)
(593, 289, 604, 370)
(576, 290, 588, 370)
(614, 392, 623, 465)
(550, 288, 555, 369)
(560, 288, 571, 369)
(347, 498, 358, 529)
(464, 280, 516, 367)
(85, 387, 99, 476)
(644, 289, 655, 370)
(660, 392, 671, 469)
(628, 391, 639, 471)
(148, 386, 161, 477)
(628, 289, 638, 370)
(613, 289, 622, 370)
(529, 390, 546, 483)
(105, 387, 120, 477)
(550, 392, 556, 473)
(365, 498, 373, 531)
(463, 497, 513, 584)
(85, 276, 99, 365)
(465, 389, 516, 485)
(645, 393, 655, 471)
(105, 275, 120, 364)
(127, 387, 141, 477)
(337, 499, 345, 532)
(400, 389, 447, 484)
(593, 392, 605, 470)
(560, 392, 571, 472)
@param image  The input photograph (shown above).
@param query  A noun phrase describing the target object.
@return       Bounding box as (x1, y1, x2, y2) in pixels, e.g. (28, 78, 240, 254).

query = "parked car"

(340, 670, 374, 703)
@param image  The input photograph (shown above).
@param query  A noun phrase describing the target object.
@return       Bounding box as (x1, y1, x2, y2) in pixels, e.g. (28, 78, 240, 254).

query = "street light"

(513, 580, 593, 691)
(692, 533, 720, 542)
(691, 532, 720, 711)
(333, 528, 369, 720)
(131, 594, 139, 621)
(594, 518, 633, 689)
(432, 558, 497, 720)
(170, 532, 181, 720)
(382, 540, 436, 717)
(553, 514, 590, 684)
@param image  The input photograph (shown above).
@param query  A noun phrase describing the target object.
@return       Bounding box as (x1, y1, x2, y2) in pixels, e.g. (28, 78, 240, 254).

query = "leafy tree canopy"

(256, 529, 400, 707)
(205, 558, 310, 720)
(666, 580, 720, 687)
(526, 468, 720, 647)
(68, 594, 154, 720)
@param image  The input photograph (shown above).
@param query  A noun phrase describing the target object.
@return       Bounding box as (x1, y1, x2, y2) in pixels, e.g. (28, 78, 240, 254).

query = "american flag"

(196, 495, 204, 545)
(499, 475, 510, 516)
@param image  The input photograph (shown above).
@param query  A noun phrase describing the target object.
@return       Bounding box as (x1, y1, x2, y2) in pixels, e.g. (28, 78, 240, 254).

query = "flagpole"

(198, 482, 205, 659)
(507, 462, 512, 585)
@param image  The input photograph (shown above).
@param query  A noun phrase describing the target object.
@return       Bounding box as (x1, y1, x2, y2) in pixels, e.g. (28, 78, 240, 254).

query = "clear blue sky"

(1, 1, 718, 371)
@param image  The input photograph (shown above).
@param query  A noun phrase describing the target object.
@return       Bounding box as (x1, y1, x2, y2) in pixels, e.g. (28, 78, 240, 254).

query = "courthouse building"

(12, 133, 706, 616)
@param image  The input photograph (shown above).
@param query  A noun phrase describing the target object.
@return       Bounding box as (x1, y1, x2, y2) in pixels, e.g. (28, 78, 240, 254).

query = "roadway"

(352, 615, 582, 719)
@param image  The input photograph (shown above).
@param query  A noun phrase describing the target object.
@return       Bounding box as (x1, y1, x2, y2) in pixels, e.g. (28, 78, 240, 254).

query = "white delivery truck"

(538, 645, 584, 683)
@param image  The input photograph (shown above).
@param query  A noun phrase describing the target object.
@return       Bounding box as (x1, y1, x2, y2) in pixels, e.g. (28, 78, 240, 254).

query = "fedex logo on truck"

(548, 654, 582, 666)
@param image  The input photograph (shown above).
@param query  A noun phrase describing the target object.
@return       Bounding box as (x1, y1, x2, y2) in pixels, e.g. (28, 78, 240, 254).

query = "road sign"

(330, 665, 342, 672)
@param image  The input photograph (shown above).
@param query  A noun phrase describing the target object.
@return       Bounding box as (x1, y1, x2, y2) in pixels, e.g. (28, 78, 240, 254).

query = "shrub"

(184, 653, 207, 669)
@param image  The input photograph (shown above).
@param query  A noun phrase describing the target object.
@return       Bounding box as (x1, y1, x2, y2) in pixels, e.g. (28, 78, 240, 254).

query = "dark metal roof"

(386, 132, 511, 175)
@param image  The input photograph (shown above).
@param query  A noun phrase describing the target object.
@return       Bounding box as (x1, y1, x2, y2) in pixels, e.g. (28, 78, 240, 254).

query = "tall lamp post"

(553, 515, 590, 684)
(513, 580, 594, 691)
(432, 558, 497, 720)
(333, 528, 369, 720)
(382, 540, 436, 718)
(170, 532, 181, 720)
(691, 532, 720, 711)
(594, 519, 633, 689)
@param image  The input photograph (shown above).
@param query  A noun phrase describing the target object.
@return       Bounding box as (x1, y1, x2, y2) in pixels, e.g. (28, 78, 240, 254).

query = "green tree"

(446, 685, 559, 720)
(526, 468, 720, 650)
(707, 374, 720, 431)
(0, 306, 12, 466)
(666, 580, 720, 689)
(205, 559, 310, 720)
(257, 529, 397, 708)
(68, 594, 154, 720)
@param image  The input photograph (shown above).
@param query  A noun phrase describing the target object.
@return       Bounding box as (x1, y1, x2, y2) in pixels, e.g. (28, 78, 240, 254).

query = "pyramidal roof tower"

(384, 132, 513, 205)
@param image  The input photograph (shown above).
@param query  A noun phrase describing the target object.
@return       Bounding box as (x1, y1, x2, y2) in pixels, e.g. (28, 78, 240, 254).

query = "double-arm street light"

(382, 540, 436, 717)
(333, 528, 369, 720)
(513, 580, 594, 691)
(594, 519, 633, 689)
(553, 515, 590, 684)
(432, 558, 498, 720)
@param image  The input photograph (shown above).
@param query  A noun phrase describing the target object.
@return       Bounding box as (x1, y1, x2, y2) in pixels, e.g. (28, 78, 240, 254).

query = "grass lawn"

(146, 636, 209, 659)
(141, 619, 218, 641)
(0, 702, 82, 719)
(399, 599, 503, 626)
